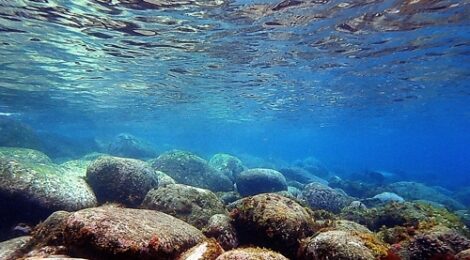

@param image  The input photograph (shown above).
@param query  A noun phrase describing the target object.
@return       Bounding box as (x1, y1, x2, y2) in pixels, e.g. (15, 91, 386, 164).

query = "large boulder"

(235, 168, 287, 196)
(0, 147, 52, 164)
(230, 193, 316, 258)
(63, 205, 205, 259)
(216, 247, 288, 260)
(0, 116, 41, 150)
(107, 133, 156, 159)
(152, 150, 233, 192)
(142, 184, 227, 229)
(86, 156, 158, 206)
(209, 153, 246, 181)
(279, 167, 327, 185)
(0, 159, 97, 237)
(301, 182, 353, 213)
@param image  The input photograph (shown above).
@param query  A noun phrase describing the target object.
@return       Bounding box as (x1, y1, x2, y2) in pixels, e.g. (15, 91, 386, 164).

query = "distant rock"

(152, 150, 233, 192)
(235, 168, 287, 196)
(230, 193, 316, 258)
(0, 147, 52, 164)
(373, 192, 405, 203)
(387, 181, 465, 210)
(216, 247, 288, 260)
(279, 167, 328, 185)
(203, 214, 239, 250)
(63, 205, 205, 259)
(329, 176, 380, 198)
(107, 133, 156, 159)
(86, 156, 158, 206)
(142, 184, 227, 229)
(0, 116, 42, 150)
(301, 182, 353, 213)
(294, 156, 330, 178)
(209, 153, 246, 181)
(0, 159, 97, 234)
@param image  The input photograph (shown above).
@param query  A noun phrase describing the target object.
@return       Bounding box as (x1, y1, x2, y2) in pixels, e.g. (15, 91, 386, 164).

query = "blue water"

(0, 0, 469, 189)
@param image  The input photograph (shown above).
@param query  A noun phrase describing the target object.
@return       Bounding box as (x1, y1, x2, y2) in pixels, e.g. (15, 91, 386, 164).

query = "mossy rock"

(142, 184, 227, 229)
(230, 193, 316, 258)
(0, 159, 97, 232)
(203, 214, 239, 250)
(152, 150, 233, 192)
(209, 153, 246, 181)
(301, 182, 353, 213)
(86, 156, 158, 207)
(235, 168, 287, 196)
(216, 247, 288, 260)
(63, 205, 205, 259)
(0, 147, 52, 164)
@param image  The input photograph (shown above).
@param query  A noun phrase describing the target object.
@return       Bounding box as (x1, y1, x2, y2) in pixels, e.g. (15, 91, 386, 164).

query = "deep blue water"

(0, 0, 469, 189)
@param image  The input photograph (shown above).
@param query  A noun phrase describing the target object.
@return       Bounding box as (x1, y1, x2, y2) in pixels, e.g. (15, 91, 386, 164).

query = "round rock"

(209, 153, 246, 181)
(301, 182, 352, 213)
(235, 168, 287, 196)
(142, 184, 227, 229)
(86, 156, 158, 206)
(63, 205, 205, 259)
(152, 150, 233, 192)
(230, 193, 315, 258)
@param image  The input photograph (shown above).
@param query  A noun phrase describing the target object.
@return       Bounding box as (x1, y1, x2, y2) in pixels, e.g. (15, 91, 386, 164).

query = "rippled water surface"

(0, 0, 470, 185)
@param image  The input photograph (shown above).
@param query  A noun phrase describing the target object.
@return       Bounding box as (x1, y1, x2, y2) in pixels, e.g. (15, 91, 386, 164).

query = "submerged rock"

(387, 181, 465, 210)
(216, 247, 288, 260)
(279, 167, 328, 185)
(301, 182, 353, 213)
(107, 133, 156, 159)
(86, 156, 158, 206)
(235, 168, 287, 196)
(154, 170, 176, 187)
(0, 236, 32, 260)
(294, 157, 330, 178)
(203, 214, 239, 250)
(0, 116, 42, 150)
(142, 184, 227, 229)
(0, 159, 97, 231)
(230, 193, 316, 258)
(178, 239, 224, 260)
(63, 205, 205, 259)
(209, 153, 246, 181)
(298, 231, 376, 260)
(152, 150, 233, 192)
(0, 147, 52, 164)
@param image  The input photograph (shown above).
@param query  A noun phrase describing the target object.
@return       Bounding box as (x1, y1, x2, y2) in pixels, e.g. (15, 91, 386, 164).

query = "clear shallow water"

(0, 0, 469, 188)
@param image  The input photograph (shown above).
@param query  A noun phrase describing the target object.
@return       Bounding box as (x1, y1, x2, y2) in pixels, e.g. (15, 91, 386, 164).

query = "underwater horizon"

(1, 0, 470, 259)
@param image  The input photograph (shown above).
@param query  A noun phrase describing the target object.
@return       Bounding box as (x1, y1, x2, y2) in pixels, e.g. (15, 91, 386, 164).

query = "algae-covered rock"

(301, 182, 353, 213)
(178, 239, 224, 260)
(0, 159, 97, 228)
(63, 205, 205, 259)
(216, 247, 288, 260)
(456, 248, 470, 260)
(209, 153, 246, 181)
(86, 156, 158, 206)
(387, 181, 465, 210)
(152, 150, 233, 192)
(230, 193, 316, 257)
(298, 231, 376, 260)
(60, 159, 91, 178)
(154, 170, 176, 187)
(0, 236, 32, 260)
(294, 157, 330, 178)
(0, 147, 52, 164)
(203, 214, 239, 250)
(235, 168, 287, 196)
(107, 133, 156, 159)
(0, 116, 41, 150)
(31, 211, 71, 247)
(142, 184, 227, 229)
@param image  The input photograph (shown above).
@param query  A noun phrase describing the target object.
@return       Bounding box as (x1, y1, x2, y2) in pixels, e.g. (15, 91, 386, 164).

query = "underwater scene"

(0, 0, 470, 259)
